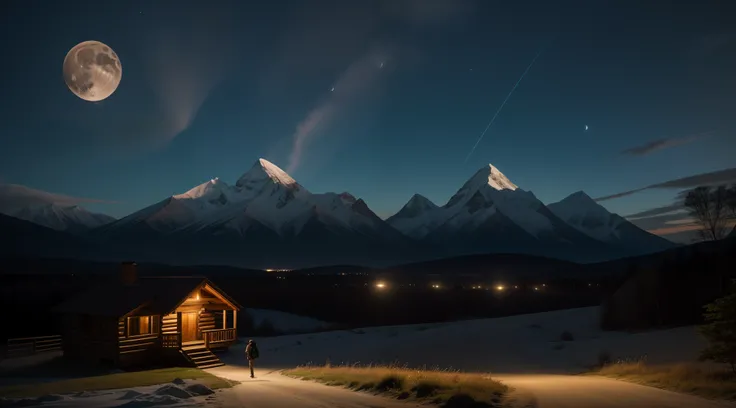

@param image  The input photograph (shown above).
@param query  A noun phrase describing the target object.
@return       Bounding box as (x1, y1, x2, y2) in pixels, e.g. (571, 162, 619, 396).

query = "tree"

(684, 186, 730, 241)
(699, 291, 736, 374)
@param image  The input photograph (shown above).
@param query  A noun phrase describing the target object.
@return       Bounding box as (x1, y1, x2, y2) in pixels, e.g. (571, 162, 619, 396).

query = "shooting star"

(463, 49, 544, 163)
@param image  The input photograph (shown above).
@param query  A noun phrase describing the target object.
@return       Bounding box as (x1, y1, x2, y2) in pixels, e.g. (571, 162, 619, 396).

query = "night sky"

(1, 0, 734, 241)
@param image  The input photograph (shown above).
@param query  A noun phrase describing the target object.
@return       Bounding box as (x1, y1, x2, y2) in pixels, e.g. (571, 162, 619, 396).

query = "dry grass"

(283, 363, 510, 407)
(594, 362, 736, 401)
(0, 367, 237, 398)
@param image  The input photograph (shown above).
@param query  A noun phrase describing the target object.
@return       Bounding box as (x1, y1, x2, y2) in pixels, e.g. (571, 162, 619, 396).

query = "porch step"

(180, 344, 224, 369)
(181, 342, 206, 352)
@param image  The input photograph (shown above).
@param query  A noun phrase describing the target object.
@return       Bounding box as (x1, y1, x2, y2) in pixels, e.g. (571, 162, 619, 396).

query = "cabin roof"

(52, 276, 241, 317)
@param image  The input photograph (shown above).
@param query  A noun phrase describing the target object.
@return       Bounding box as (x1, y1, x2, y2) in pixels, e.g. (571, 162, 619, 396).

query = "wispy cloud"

(624, 203, 685, 219)
(268, 0, 474, 172)
(595, 167, 736, 202)
(0, 184, 117, 214)
(646, 220, 736, 238)
(621, 130, 715, 156)
(287, 48, 391, 173)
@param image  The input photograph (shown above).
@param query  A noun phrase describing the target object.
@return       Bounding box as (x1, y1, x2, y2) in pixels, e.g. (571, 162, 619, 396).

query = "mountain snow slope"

(6, 160, 680, 268)
(91, 159, 421, 268)
(385, 194, 440, 239)
(0, 184, 115, 234)
(548, 191, 676, 255)
(387, 164, 616, 262)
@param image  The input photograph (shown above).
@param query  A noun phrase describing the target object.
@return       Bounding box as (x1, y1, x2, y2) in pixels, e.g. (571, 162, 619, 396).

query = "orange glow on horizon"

(648, 220, 736, 236)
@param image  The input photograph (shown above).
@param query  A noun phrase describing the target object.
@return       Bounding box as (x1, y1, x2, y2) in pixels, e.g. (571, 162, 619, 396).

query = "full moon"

(62, 41, 122, 102)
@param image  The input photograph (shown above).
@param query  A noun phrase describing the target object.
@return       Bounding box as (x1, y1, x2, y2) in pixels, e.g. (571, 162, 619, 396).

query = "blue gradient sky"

(1, 0, 734, 232)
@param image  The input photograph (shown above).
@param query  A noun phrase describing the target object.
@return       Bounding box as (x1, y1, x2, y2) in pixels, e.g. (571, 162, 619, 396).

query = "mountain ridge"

(1, 159, 677, 268)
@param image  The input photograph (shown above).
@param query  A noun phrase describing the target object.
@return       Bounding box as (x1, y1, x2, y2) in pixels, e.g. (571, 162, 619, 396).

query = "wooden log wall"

(199, 311, 216, 332)
(162, 314, 178, 335)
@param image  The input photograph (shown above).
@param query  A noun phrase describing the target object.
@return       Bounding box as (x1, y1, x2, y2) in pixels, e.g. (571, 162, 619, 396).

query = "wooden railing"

(118, 334, 158, 355)
(202, 328, 236, 348)
(5, 335, 62, 359)
(161, 332, 182, 348)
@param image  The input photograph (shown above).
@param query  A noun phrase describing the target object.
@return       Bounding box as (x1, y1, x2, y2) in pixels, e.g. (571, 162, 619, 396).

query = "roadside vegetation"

(0, 367, 237, 398)
(283, 363, 510, 407)
(594, 361, 736, 400)
(593, 287, 736, 401)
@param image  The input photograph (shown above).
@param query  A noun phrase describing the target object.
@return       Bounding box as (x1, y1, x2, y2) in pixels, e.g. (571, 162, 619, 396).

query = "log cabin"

(52, 262, 241, 369)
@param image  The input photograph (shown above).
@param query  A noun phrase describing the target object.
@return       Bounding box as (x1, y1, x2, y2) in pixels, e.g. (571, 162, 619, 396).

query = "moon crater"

(63, 40, 122, 102)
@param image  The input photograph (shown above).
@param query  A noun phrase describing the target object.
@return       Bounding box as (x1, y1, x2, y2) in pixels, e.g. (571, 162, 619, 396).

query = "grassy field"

(0, 367, 237, 398)
(283, 364, 510, 407)
(593, 362, 736, 401)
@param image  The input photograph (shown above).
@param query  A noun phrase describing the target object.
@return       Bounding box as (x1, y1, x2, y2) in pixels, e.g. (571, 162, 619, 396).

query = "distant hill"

(378, 253, 583, 280)
(0, 213, 119, 261)
(601, 236, 736, 330)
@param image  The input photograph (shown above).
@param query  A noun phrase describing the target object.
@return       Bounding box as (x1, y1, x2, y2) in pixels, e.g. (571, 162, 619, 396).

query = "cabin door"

(181, 312, 199, 342)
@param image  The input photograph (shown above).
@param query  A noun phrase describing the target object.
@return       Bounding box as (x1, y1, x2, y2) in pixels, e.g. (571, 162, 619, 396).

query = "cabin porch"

(116, 281, 239, 368)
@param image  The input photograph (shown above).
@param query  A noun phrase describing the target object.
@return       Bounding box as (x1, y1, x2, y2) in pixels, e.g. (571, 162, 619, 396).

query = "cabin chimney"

(121, 262, 137, 285)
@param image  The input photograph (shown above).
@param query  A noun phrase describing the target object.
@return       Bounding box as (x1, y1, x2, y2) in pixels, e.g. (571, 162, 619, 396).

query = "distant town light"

(495, 285, 505, 292)
(375, 282, 387, 289)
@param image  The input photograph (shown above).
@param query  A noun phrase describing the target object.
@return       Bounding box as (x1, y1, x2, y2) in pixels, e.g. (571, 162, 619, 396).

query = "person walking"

(245, 339, 259, 378)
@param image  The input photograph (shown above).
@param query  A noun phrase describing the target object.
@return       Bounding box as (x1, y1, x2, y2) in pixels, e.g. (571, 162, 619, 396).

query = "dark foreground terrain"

(1, 237, 733, 341)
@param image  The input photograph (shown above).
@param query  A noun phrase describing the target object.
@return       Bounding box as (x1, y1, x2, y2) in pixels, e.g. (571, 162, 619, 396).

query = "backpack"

(250, 343, 260, 359)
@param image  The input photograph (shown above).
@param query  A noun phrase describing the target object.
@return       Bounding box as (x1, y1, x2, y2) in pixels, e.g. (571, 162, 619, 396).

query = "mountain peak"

(563, 190, 595, 203)
(386, 194, 439, 222)
(466, 164, 518, 192)
(339, 192, 357, 204)
(236, 158, 299, 189)
(175, 177, 228, 200)
(550, 190, 608, 215)
(407, 194, 438, 210)
(485, 164, 518, 191)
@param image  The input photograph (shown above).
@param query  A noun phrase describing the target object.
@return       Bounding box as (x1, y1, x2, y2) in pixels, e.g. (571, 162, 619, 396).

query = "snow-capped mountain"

(5, 160, 680, 268)
(387, 164, 618, 261)
(385, 194, 440, 239)
(548, 191, 676, 254)
(93, 159, 418, 268)
(0, 184, 115, 234)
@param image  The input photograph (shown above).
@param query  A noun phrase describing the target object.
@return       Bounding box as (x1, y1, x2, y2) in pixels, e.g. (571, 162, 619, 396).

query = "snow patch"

(152, 384, 194, 399)
(224, 307, 706, 374)
(184, 384, 215, 396)
(117, 390, 145, 400)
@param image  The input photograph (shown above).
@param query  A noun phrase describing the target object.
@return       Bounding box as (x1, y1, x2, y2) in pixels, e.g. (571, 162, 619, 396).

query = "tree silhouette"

(699, 290, 736, 374)
(684, 186, 730, 241)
